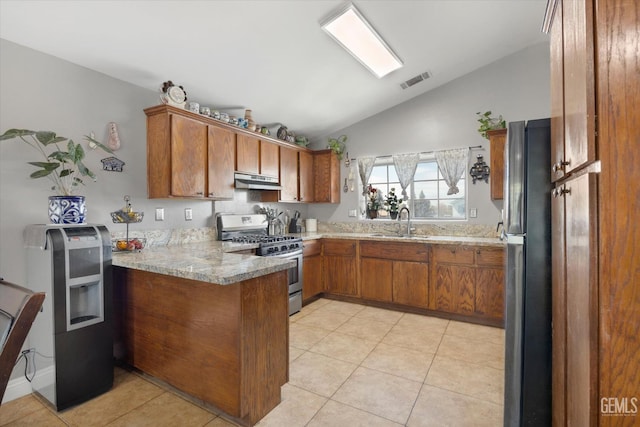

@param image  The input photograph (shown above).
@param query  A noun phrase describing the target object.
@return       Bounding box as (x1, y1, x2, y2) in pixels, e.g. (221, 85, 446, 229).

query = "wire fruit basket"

(111, 195, 145, 251)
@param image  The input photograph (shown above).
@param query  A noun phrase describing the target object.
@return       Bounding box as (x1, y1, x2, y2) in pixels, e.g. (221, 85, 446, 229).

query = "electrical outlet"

(470, 208, 478, 218)
(185, 208, 193, 221)
(155, 208, 164, 221)
(348, 209, 357, 217)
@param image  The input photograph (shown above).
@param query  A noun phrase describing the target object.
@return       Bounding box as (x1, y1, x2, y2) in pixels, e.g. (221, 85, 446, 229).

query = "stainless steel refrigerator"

(503, 119, 552, 426)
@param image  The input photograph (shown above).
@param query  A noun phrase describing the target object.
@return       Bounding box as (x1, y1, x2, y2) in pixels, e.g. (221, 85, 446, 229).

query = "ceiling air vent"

(400, 71, 431, 90)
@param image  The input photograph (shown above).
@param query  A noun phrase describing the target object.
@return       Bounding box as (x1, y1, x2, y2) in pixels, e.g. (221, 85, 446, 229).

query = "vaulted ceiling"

(0, 0, 549, 140)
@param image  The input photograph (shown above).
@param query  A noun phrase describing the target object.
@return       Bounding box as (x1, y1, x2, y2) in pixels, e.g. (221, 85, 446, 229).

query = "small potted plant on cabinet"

(476, 111, 506, 139)
(0, 128, 112, 224)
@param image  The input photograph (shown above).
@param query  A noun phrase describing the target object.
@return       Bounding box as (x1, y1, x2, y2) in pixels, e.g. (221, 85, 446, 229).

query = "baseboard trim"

(1, 376, 32, 404)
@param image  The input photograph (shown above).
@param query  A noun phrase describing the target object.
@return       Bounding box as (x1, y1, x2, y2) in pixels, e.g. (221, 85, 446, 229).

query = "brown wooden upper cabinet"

(145, 105, 235, 199)
(550, 0, 596, 183)
(487, 128, 506, 200)
(236, 134, 260, 175)
(279, 145, 299, 202)
(299, 151, 314, 202)
(263, 145, 314, 203)
(236, 135, 279, 178)
(260, 140, 279, 178)
(313, 149, 341, 204)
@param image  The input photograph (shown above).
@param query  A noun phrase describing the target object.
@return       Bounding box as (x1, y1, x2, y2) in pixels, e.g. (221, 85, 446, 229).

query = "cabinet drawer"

(323, 239, 356, 257)
(475, 248, 505, 266)
(360, 241, 429, 263)
(433, 246, 475, 264)
(303, 240, 321, 257)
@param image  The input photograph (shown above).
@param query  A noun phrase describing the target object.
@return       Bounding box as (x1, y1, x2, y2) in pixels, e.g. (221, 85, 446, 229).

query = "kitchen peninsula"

(112, 241, 295, 427)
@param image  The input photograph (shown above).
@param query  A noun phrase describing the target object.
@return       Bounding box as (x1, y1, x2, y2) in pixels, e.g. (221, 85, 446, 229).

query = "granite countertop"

(112, 240, 295, 285)
(293, 232, 505, 247)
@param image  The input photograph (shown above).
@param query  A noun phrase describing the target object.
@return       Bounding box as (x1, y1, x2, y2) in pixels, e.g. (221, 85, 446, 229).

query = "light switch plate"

(469, 208, 477, 218)
(348, 209, 357, 217)
(155, 208, 164, 221)
(185, 208, 193, 221)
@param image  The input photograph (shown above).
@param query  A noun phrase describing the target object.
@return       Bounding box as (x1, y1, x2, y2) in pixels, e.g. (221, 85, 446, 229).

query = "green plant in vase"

(1, 128, 112, 224)
(384, 188, 404, 220)
(327, 134, 347, 159)
(476, 111, 506, 139)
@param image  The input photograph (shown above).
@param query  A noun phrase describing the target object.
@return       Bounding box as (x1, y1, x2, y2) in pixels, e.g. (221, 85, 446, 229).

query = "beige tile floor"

(0, 298, 504, 426)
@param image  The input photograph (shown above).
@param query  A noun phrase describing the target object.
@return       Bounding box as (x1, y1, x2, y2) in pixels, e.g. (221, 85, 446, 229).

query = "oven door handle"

(267, 249, 303, 258)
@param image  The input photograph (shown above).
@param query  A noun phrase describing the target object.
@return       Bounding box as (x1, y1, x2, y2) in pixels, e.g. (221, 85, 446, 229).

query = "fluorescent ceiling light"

(321, 3, 403, 78)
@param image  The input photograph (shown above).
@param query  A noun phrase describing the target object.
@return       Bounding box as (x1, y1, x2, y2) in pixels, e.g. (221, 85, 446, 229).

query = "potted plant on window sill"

(366, 185, 382, 219)
(384, 188, 403, 220)
(1, 128, 112, 224)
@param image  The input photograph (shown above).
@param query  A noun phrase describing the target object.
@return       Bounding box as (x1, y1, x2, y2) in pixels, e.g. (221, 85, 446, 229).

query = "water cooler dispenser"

(25, 224, 113, 410)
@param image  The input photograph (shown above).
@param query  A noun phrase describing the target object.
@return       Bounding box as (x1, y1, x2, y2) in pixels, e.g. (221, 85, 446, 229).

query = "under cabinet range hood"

(234, 172, 282, 191)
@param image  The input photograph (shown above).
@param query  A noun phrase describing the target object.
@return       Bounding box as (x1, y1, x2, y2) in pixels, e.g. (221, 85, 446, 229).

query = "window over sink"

(366, 155, 467, 220)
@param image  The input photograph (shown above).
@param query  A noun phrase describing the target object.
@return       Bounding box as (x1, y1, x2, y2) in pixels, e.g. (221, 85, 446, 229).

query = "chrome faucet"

(398, 207, 412, 236)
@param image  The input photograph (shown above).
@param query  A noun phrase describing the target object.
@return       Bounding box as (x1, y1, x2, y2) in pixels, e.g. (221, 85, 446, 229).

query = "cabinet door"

(236, 134, 259, 174)
(550, 0, 565, 182)
(323, 240, 357, 296)
(208, 126, 235, 199)
(564, 173, 598, 426)
(562, 0, 595, 175)
(551, 182, 567, 427)
(360, 258, 392, 302)
(474, 267, 505, 320)
(431, 246, 474, 313)
(487, 129, 507, 200)
(260, 140, 279, 178)
(302, 255, 323, 301)
(392, 260, 428, 308)
(299, 151, 314, 203)
(474, 247, 505, 321)
(279, 146, 299, 202)
(313, 150, 340, 203)
(171, 115, 207, 197)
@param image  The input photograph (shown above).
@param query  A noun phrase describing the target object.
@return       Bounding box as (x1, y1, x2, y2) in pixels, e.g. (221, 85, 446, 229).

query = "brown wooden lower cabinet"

(113, 267, 288, 427)
(323, 239, 358, 296)
(430, 245, 505, 324)
(302, 240, 323, 301)
(303, 239, 504, 326)
(359, 241, 429, 308)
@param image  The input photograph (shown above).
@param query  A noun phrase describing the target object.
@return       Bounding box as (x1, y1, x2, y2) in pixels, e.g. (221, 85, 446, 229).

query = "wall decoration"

(469, 154, 490, 184)
(107, 122, 121, 151)
(101, 156, 125, 172)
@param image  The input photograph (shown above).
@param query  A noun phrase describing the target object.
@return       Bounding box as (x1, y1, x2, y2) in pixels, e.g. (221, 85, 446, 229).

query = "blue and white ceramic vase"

(48, 195, 86, 224)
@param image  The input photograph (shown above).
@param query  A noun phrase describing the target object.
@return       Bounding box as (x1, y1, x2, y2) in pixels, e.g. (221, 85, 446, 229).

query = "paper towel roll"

(306, 218, 317, 232)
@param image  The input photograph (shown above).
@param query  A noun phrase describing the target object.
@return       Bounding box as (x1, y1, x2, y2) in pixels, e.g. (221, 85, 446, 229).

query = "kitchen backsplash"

(317, 221, 499, 238)
(111, 220, 498, 248)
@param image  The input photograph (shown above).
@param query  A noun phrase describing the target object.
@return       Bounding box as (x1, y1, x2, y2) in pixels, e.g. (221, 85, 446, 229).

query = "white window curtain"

(435, 148, 469, 195)
(357, 157, 376, 195)
(392, 153, 420, 198)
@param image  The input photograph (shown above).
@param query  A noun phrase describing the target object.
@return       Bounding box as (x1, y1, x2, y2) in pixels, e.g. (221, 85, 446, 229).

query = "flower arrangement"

(384, 188, 403, 218)
(365, 184, 382, 219)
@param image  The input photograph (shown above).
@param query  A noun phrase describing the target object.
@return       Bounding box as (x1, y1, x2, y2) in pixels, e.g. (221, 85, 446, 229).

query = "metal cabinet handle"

(195, 192, 204, 196)
(552, 160, 570, 173)
(451, 249, 456, 254)
(553, 187, 571, 198)
(476, 250, 481, 255)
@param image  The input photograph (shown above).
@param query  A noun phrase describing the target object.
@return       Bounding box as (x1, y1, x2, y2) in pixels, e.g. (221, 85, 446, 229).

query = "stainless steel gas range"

(217, 214, 303, 315)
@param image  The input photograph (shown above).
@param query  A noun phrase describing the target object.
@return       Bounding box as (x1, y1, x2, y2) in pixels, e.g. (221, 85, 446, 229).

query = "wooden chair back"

(0, 279, 45, 404)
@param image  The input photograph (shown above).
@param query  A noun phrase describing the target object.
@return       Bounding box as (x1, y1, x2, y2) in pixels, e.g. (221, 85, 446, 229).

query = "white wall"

(308, 42, 550, 226)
